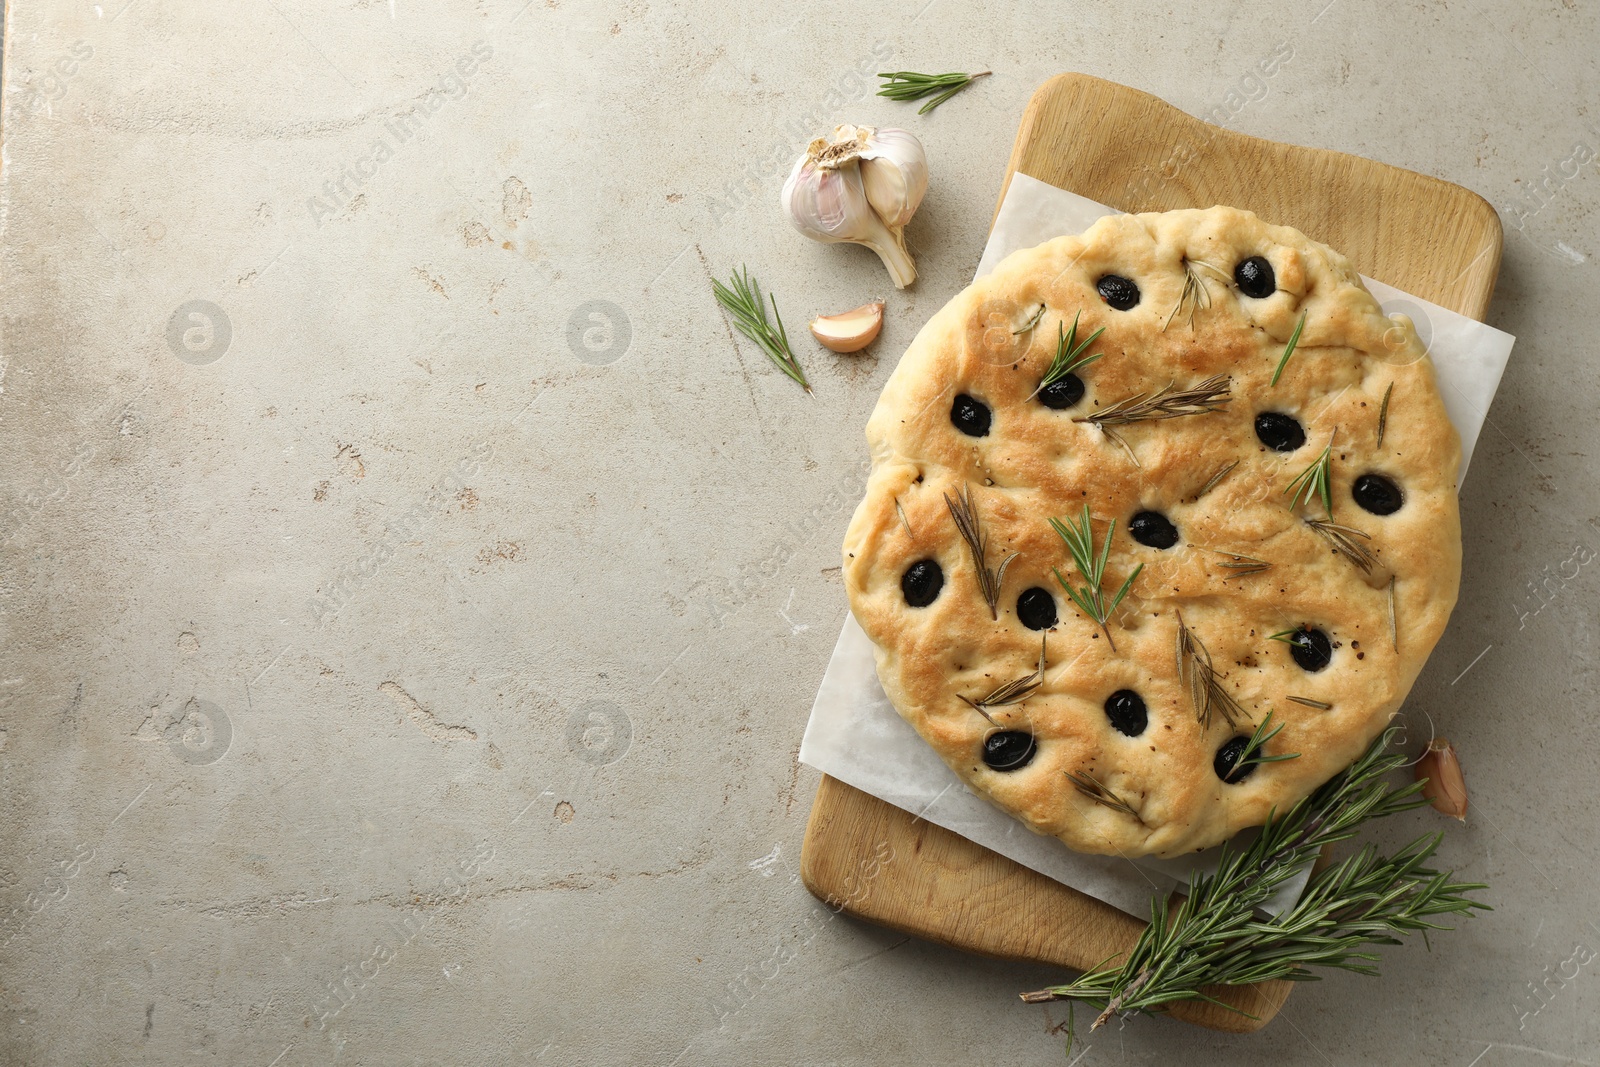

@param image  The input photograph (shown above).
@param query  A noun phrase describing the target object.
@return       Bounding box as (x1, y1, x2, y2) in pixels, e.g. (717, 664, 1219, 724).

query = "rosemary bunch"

(876, 69, 991, 114)
(712, 266, 810, 393)
(1020, 728, 1490, 1044)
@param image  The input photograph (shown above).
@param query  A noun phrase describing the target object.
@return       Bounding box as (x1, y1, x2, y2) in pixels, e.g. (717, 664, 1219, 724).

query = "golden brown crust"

(843, 207, 1461, 858)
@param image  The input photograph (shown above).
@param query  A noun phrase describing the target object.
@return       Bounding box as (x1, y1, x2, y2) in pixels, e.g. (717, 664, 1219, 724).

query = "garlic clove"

(781, 156, 878, 244)
(1415, 738, 1469, 821)
(810, 301, 884, 353)
(857, 128, 928, 229)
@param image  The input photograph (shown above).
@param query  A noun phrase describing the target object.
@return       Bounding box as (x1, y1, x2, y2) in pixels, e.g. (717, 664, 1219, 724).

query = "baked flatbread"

(842, 207, 1461, 858)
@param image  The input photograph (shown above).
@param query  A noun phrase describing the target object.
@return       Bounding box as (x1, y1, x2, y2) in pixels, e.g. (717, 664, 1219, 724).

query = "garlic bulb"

(781, 124, 927, 289)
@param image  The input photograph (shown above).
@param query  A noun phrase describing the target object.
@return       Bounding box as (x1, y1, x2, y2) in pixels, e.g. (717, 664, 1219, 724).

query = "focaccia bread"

(842, 206, 1461, 858)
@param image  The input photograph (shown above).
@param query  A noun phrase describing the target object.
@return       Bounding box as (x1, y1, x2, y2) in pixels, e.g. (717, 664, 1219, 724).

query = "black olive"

(1254, 411, 1306, 452)
(1352, 473, 1404, 515)
(1104, 690, 1148, 736)
(950, 394, 992, 437)
(1096, 274, 1141, 311)
(1128, 510, 1179, 549)
(1038, 374, 1085, 410)
(901, 560, 943, 607)
(1282, 627, 1333, 672)
(1214, 735, 1256, 783)
(1016, 587, 1058, 630)
(983, 731, 1037, 771)
(1234, 255, 1276, 299)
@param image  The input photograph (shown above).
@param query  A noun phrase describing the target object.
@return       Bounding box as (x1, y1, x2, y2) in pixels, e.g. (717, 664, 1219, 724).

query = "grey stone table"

(1, 1, 1596, 1063)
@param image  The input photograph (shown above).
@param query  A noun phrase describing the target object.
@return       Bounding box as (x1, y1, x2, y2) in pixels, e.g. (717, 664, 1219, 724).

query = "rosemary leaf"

(1013, 303, 1046, 336)
(1270, 312, 1307, 386)
(1027, 311, 1104, 401)
(1287, 696, 1332, 710)
(711, 266, 810, 393)
(894, 497, 914, 539)
(876, 69, 991, 114)
(945, 485, 1017, 621)
(1020, 727, 1491, 1047)
(1049, 506, 1143, 651)
(1074, 375, 1231, 429)
(1217, 553, 1270, 578)
(1377, 382, 1394, 448)
(1388, 575, 1399, 652)
(1197, 460, 1237, 499)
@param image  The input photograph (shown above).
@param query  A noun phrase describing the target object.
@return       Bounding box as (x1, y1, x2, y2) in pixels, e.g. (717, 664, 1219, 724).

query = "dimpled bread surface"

(842, 206, 1461, 858)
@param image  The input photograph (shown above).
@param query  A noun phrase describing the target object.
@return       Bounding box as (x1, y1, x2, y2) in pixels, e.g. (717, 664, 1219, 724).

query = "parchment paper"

(800, 172, 1516, 921)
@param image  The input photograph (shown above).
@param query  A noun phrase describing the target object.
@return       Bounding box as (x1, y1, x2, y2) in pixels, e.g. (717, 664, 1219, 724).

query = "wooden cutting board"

(800, 72, 1502, 1033)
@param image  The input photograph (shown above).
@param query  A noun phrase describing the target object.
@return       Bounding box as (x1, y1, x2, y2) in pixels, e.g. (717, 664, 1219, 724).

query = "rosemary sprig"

(945, 486, 1018, 621)
(1269, 312, 1307, 386)
(1228, 708, 1300, 779)
(1026, 311, 1104, 401)
(1074, 374, 1231, 428)
(1307, 516, 1378, 573)
(711, 266, 810, 393)
(1013, 303, 1046, 337)
(1175, 611, 1248, 731)
(1049, 506, 1143, 651)
(959, 633, 1047, 725)
(1021, 727, 1491, 1044)
(1164, 259, 1220, 331)
(1066, 770, 1140, 819)
(876, 69, 991, 114)
(1283, 434, 1335, 516)
(1377, 382, 1394, 447)
(1196, 460, 1237, 499)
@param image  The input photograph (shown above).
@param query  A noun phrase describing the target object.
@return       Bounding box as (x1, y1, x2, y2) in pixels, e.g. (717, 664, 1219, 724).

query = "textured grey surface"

(0, 1, 1597, 1064)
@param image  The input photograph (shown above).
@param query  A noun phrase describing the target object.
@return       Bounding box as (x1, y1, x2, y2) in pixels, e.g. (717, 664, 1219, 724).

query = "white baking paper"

(800, 171, 1516, 921)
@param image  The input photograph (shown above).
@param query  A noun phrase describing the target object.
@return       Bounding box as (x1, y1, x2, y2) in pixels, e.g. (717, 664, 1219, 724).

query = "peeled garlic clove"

(1415, 738, 1468, 821)
(810, 301, 884, 353)
(781, 124, 922, 289)
(857, 128, 928, 229)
